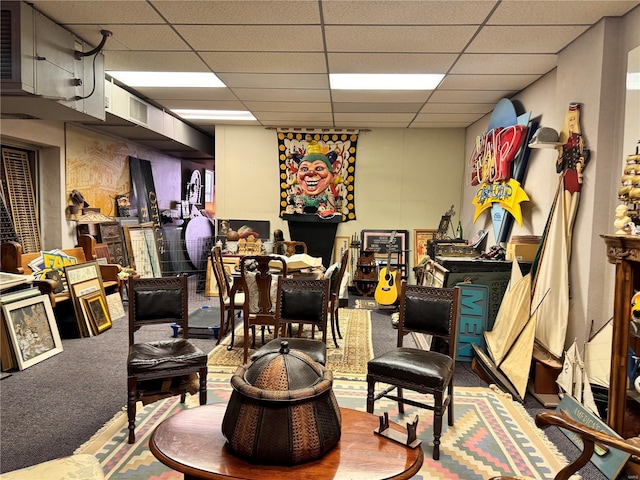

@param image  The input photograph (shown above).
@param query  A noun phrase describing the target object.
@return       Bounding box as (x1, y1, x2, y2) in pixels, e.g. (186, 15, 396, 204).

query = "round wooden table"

(150, 404, 424, 480)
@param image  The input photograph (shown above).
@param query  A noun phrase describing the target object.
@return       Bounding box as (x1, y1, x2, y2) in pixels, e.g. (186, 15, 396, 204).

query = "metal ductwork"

(1, 1, 214, 159)
(1, 1, 105, 122)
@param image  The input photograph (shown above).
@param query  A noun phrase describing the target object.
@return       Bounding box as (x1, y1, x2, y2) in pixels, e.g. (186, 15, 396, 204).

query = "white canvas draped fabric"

(557, 340, 600, 417)
(500, 317, 537, 400)
(584, 320, 613, 388)
(531, 179, 570, 359)
(484, 261, 529, 366)
(484, 259, 535, 399)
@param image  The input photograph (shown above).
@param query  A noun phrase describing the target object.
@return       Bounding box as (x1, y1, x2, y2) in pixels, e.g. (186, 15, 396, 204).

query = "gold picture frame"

(82, 291, 112, 334)
(64, 261, 107, 337)
(414, 229, 437, 266)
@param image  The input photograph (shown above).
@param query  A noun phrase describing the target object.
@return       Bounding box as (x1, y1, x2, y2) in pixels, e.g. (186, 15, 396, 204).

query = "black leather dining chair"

(127, 274, 207, 443)
(366, 281, 460, 460)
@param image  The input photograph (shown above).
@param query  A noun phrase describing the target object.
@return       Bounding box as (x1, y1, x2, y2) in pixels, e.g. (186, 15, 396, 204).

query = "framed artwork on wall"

(2, 294, 63, 370)
(414, 229, 437, 266)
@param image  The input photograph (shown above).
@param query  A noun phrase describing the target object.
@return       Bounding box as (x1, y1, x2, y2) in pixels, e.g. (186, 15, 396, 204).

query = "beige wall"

(215, 125, 466, 275)
(462, 10, 640, 350)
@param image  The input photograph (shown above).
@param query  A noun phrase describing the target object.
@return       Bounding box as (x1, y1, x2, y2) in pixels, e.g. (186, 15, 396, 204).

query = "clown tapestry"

(277, 129, 358, 222)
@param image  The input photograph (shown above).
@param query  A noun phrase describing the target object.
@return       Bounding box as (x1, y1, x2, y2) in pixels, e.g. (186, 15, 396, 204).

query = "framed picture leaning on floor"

(2, 294, 63, 370)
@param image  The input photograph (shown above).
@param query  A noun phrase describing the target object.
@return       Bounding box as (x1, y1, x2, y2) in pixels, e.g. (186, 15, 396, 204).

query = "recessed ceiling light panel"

(106, 71, 226, 88)
(330, 73, 444, 90)
(171, 109, 256, 121)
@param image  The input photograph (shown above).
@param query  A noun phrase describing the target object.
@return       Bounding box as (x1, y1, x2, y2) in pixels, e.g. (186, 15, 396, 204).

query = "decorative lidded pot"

(221, 341, 341, 465)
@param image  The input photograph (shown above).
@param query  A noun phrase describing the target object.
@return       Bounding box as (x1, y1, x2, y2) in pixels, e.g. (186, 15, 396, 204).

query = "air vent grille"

(129, 96, 148, 125)
(1, 9, 13, 80)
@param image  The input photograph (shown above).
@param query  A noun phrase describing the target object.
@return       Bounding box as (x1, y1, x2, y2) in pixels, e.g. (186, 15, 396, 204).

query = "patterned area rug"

(76, 375, 568, 479)
(354, 298, 380, 309)
(207, 308, 373, 378)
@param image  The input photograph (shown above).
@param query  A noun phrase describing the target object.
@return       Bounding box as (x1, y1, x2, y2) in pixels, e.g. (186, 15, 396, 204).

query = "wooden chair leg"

(243, 323, 251, 364)
(127, 377, 137, 444)
(432, 391, 444, 460)
(448, 384, 454, 426)
(330, 308, 339, 348)
(199, 367, 207, 405)
(397, 386, 405, 414)
(366, 377, 376, 413)
(216, 310, 226, 346)
(227, 309, 236, 351)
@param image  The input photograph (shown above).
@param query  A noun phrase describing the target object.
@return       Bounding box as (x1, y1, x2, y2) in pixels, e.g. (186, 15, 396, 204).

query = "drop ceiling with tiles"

(7, 1, 640, 154)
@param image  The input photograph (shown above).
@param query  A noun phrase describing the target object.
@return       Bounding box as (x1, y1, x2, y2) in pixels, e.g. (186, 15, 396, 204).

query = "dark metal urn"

(221, 341, 341, 465)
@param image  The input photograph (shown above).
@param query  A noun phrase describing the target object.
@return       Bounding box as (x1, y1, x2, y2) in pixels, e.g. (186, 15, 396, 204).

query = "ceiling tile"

(217, 73, 328, 89)
(414, 113, 485, 123)
(328, 53, 457, 74)
(233, 89, 331, 103)
(439, 74, 540, 91)
(488, 1, 639, 25)
(243, 102, 332, 113)
(253, 112, 334, 122)
(72, 25, 190, 51)
(334, 113, 415, 122)
(174, 25, 324, 51)
(333, 103, 423, 114)
(467, 26, 590, 53)
(452, 54, 558, 75)
(153, 0, 320, 24)
(200, 52, 327, 74)
(30, 1, 164, 23)
(420, 103, 494, 114)
(324, 26, 478, 53)
(104, 51, 209, 72)
(322, 1, 496, 24)
(428, 90, 516, 104)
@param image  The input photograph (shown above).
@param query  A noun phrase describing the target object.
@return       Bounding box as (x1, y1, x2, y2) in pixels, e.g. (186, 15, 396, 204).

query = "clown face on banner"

(277, 129, 358, 222)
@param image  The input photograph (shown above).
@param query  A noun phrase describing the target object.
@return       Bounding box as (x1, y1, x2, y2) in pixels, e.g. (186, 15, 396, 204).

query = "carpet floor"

(0, 293, 608, 479)
(207, 308, 373, 378)
(75, 373, 568, 480)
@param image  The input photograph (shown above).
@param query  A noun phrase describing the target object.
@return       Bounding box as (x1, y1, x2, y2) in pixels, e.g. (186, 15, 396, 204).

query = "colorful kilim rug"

(207, 308, 373, 378)
(76, 374, 568, 479)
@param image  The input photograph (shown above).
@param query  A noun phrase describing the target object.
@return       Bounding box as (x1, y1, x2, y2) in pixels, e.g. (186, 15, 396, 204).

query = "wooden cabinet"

(602, 234, 640, 438)
(427, 257, 532, 329)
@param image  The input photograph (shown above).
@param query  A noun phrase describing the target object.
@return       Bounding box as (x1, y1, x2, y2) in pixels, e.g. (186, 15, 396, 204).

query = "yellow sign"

(43, 252, 78, 270)
(472, 178, 529, 226)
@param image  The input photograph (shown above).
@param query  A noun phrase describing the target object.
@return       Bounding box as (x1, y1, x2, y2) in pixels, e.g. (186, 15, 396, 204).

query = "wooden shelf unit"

(602, 234, 640, 438)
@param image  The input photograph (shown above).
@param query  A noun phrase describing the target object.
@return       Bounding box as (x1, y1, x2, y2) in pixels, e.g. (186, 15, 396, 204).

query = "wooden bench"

(0, 242, 123, 307)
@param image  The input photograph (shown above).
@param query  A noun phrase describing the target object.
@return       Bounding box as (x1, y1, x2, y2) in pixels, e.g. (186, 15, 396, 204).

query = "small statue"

(614, 204, 632, 234)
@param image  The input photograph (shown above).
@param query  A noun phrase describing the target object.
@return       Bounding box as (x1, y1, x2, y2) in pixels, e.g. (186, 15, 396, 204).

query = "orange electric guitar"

(374, 231, 399, 305)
